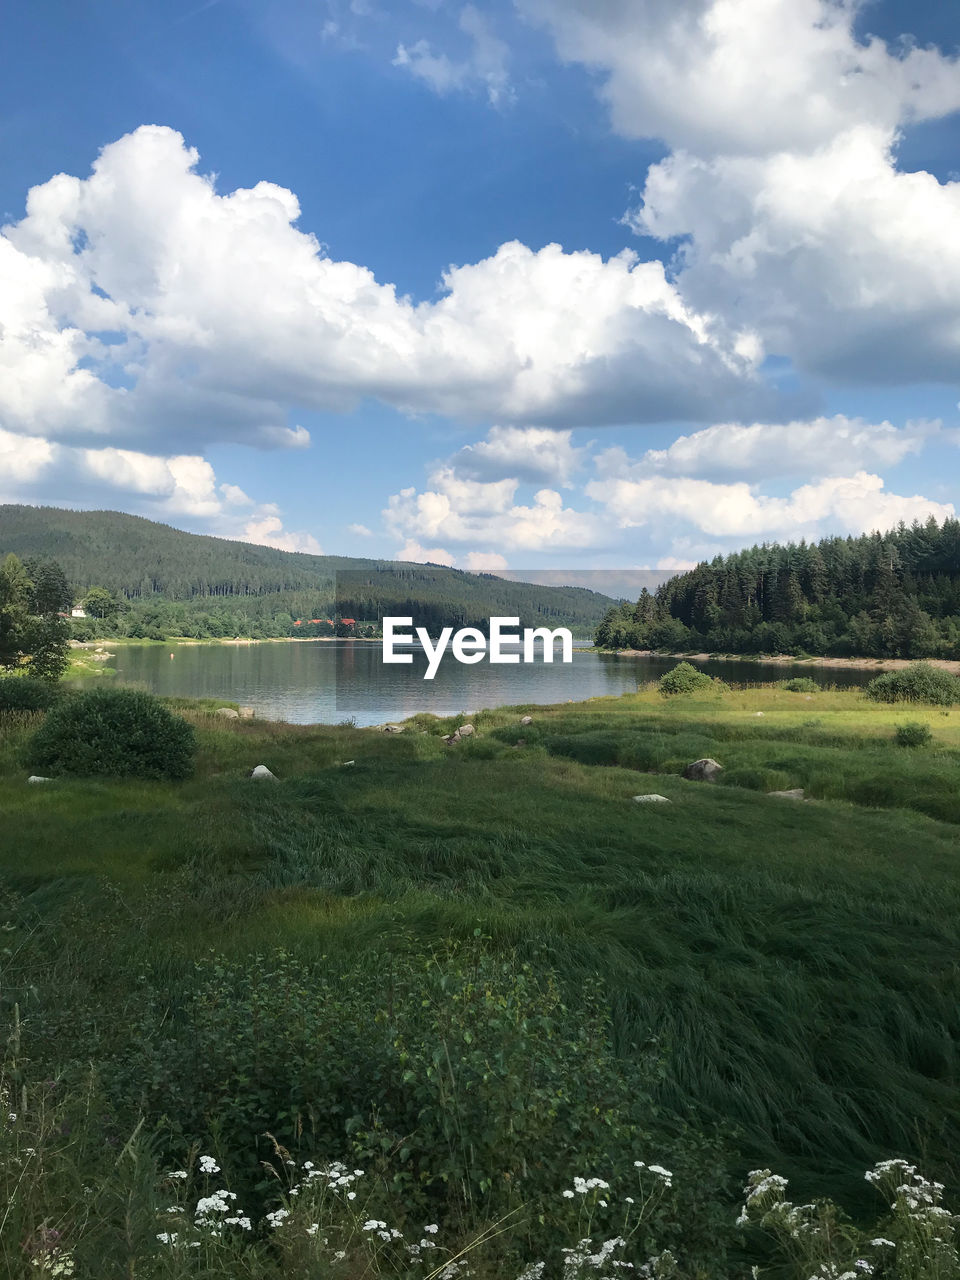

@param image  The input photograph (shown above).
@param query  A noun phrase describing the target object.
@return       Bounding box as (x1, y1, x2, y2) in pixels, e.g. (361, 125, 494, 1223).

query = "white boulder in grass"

(457, 724, 475, 737)
(633, 794, 671, 804)
(27, 776, 53, 784)
(520, 715, 533, 725)
(768, 788, 806, 801)
(250, 765, 277, 781)
(215, 707, 239, 719)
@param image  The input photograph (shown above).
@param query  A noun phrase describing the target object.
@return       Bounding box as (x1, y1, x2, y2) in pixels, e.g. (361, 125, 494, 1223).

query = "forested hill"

(596, 517, 960, 660)
(0, 505, 617, 639)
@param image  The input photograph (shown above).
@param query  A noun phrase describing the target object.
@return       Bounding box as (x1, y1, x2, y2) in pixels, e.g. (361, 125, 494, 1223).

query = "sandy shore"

(612, 649, 960, 675)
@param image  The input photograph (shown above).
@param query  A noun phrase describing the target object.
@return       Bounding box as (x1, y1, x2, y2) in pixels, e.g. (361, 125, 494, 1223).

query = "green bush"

(777, 676, 819, 693)
(29, 687, 196, 779)
(658, 661, 719, 697)
(865, 662, 960, 706)
(719, 766, 792, 793)
(0, 676, 65, 713)
(894, 722, 933, 748)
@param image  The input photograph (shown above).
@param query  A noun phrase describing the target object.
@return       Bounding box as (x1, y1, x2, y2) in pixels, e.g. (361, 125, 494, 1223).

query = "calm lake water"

(95, 641, 872, 727)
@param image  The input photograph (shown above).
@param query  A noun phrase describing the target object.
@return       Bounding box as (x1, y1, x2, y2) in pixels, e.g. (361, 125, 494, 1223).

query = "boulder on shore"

(633, 794, 671, 804)
(382, 723, 404, 734)
(682, 758, 723, 782)
(238, 706, 255, 720)
(27, 776, 53, 784)
(215, 707, 239, 719)
(250, 764, 277, 781)
(520, 715, 533, 726)
(458, 723, 475, 737)
(768, 788, 806, 801)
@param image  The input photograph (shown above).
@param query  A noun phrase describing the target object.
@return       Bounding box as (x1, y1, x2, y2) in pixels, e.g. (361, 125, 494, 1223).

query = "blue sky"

(1, 0, 959, 574)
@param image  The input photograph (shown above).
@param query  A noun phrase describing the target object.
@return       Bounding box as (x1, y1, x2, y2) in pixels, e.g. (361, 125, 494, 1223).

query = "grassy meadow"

(1, 683, 959, 1277)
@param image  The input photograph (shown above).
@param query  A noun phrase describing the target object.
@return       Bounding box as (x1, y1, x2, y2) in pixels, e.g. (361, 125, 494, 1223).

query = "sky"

(2, 0, 960, 576)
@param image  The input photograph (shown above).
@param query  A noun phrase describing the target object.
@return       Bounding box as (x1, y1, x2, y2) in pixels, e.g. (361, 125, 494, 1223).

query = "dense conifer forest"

(0, 506, 615, 640)
(596, 517, 960, 659)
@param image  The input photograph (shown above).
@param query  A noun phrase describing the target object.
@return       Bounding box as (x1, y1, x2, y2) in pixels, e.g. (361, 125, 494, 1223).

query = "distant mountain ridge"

(0, 505, 617, 636)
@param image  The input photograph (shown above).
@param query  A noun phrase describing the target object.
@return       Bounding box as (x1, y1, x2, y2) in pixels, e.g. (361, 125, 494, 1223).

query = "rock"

(238, 706, 255, 720)
(520, 715, 533, 726)
(633, 794, 671, 804)
(682, 758, 723, 782)
(215, 707, 239, 719)
(457, 724, 475, 737)
(250, 765, 277, 781)
(768, 788, 806, 800)
(382, 723, 404, 733)
(27, 775, 53, 784)
(753, 711, 765, 717)
(339, 760, 355, 767)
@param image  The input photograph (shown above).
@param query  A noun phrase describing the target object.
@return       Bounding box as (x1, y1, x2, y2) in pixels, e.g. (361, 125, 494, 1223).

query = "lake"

(95, 641, 872, 726)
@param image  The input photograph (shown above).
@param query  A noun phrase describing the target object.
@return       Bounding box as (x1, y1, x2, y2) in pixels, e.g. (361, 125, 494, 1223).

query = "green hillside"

(0, 505, 617, 638)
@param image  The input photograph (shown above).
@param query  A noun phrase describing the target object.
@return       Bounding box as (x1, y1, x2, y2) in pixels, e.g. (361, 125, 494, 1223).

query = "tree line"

(0, 506, 615, 642)
(596, 517, 960, 659)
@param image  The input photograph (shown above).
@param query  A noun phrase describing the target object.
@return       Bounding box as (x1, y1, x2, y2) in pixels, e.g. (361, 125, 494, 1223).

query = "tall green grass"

(2, 686, 960, 1274)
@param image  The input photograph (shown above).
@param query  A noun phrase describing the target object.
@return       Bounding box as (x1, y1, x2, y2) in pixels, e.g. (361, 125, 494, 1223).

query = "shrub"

(658, 661, 717, 697)
(777, 676, 819, 693)
(865, 662, 960, 706)
(894, 722, 932, 748)
(720, 766, 792, 793)
(29, 687, 196, 780)
(0, 676, 65, 713)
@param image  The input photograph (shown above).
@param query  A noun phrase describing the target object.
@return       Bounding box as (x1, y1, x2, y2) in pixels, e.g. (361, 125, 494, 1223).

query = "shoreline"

(69, 635, 384, 649)
(609, 649, 960, 675)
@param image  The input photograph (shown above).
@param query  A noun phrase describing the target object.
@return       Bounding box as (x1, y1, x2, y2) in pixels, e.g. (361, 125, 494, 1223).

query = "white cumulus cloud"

(601, 416, 938, 481)
(587, 470, 955, 541)
(0, 124, 775, 460)
(523, 0, 960, 387)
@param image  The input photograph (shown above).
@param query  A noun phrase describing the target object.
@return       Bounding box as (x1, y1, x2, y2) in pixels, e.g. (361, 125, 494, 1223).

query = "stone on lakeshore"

(27, 776, 53, 784)
(633, 794, 671, 804)
(382, 723, 404, 733)
(250, 765, 277, 781)
(339, 760, 355, 767)
(768, 788, 806, 800)
(238, 706, 255, 720)
(753, 711, 765, 716)
(457, 724, 475, 737)
(215, 707, 239, 719)
(682, 758, 723, 782)
(520, 715, 533, 725)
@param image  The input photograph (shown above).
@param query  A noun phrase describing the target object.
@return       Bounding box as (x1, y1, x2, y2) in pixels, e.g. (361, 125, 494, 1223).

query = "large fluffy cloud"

(631, 127, 960, 381)
(519, 0, 960, 157)
(0, 125, 772, 456)
(522, 0, 960, 386)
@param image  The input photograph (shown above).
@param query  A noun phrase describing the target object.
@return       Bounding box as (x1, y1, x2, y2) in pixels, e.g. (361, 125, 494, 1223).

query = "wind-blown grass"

(1, 684, 959, 1274)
